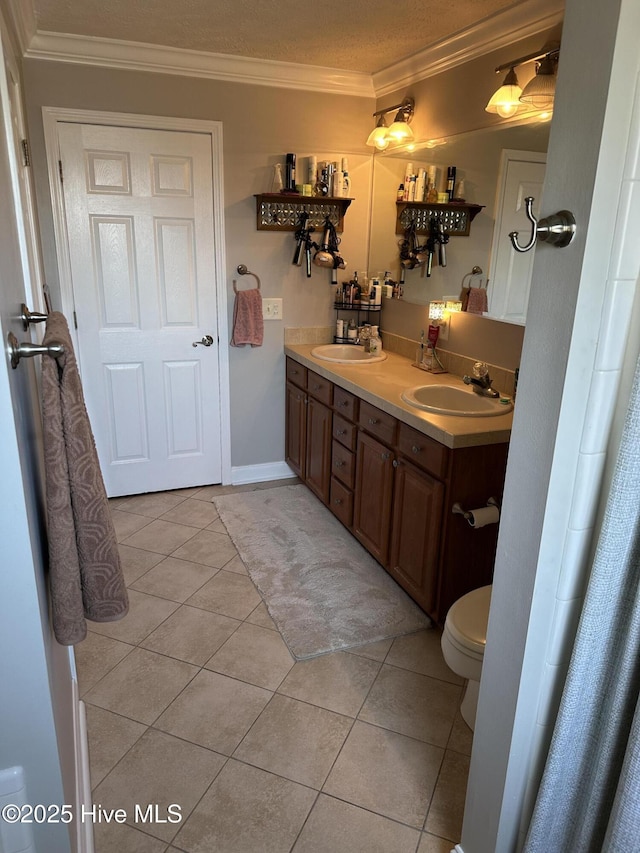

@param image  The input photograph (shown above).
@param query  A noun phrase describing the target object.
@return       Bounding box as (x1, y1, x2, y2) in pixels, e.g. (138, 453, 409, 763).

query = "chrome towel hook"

(509, 197, 576, 253)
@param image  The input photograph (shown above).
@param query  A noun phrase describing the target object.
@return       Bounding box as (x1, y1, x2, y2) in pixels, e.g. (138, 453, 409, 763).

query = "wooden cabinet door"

(389, 459, 444, 615)
(285, 381, 306, 478)
(353, 431, 394, 565)
(305, 396, 332, 504)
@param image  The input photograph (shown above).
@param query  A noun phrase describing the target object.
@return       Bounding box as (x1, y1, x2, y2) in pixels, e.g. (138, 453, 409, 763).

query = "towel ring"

(233, 264, 261, 293)
(461, 266, 485, 290)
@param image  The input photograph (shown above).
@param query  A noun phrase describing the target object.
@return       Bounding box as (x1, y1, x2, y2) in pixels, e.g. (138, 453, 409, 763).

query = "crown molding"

(372, 0, 564, 97)
(25, 31, 376, 98)
(3, 0, 36, 54)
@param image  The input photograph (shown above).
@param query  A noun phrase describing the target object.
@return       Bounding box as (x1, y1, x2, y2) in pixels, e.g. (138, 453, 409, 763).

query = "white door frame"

(42, 107, 232, 486)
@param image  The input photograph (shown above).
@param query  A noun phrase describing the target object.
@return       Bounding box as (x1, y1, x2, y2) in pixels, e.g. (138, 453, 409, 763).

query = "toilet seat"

(445, 584, 492, 657)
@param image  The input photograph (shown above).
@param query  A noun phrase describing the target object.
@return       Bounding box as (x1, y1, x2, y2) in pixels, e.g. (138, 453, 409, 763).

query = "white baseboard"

(231, 461, 296, 486)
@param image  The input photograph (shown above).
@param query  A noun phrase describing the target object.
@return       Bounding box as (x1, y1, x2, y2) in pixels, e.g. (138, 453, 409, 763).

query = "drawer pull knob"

(334, 498, 342, 505)
(338, 401, 347, 407)
(412, 445, 421, 454)
(335, 460, 345, 468)
(313, 384, 320, 390)
(381, 452, 391, 460)
(337, 429, 346, 436)
(393, 459, 399, 468)
(369, 418, 378, 425)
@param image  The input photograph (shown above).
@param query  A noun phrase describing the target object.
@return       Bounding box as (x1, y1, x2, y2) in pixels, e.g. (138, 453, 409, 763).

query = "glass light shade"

(366, 123, 389, 150)
(445, 300, 463, 314)
(387, 120, 414, 142)
(519, 56, 557, 109)
(485, 68, 523, 118)
(429, 301, 446, 321)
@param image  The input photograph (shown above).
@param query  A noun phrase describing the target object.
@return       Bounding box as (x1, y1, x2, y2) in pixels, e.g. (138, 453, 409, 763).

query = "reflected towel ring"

(461, 266, 486, 290)
(233, 264, 261, 293)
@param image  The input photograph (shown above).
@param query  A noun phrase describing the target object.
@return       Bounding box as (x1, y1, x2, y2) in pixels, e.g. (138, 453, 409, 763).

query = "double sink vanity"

(284, 343, 512, 625)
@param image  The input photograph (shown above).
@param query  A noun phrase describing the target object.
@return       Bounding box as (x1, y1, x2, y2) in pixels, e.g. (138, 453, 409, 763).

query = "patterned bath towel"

(41, 312, 128, 645)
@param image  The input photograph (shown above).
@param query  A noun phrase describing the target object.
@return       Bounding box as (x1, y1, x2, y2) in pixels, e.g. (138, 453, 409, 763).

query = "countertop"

(284, 344, 513, 449)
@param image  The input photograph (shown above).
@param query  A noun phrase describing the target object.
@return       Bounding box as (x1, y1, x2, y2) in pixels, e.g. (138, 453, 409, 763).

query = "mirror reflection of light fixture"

(366, 97, 415, 149)
(485, 46, 559, 118)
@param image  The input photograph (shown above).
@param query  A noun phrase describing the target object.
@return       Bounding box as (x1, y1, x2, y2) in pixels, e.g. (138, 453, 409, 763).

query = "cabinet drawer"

(333, 387, 358, 422)
(286, 357, 307, 389)
(329, 477, 353, 528)
(307, 370, 333, 405)
(333, 414, 357, 452)
(331, 440, 355, 488)
(398, 423, 449, 480)
(358, 400, 397, 446)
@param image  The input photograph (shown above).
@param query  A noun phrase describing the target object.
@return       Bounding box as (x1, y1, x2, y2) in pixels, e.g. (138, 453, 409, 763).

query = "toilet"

(441, 584, 492, 731)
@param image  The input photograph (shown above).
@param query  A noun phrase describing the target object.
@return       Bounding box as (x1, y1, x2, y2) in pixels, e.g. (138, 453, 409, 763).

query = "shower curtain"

(524, 356, 640, 851)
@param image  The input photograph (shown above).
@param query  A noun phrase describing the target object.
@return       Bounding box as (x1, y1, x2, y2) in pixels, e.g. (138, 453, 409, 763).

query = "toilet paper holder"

(452, 497, 500, 522)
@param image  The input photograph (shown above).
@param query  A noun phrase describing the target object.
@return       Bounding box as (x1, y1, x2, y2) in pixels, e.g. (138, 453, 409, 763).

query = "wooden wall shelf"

(396, 201, 484, 236)
(255, 194, 353, 232)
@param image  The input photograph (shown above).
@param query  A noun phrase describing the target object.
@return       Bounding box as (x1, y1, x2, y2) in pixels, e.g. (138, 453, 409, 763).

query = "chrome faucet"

(463, 362, 500, 398)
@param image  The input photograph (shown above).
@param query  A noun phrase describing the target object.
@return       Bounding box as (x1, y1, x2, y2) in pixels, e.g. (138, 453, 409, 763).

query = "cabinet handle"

(334, 498, 343, 505)
(335, 460, 345, 468)
(338, 400, 347, 407)
(393, 459, 399, 468)
(336, 429, 346, 436)
(369, 418, 378, 425)
(381, 452, 391, 460)
(313, 383, 321, 391)
(412, 445, 422, 454)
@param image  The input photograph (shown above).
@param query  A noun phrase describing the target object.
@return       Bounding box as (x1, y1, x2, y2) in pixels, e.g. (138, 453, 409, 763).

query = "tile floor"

(76, 480, 472, 853)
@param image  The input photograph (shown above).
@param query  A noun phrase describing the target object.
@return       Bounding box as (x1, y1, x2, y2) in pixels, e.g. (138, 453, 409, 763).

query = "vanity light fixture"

(366, 97, 415, 149)
(485, 47, 559, 117)
(428, 301, 446, 322)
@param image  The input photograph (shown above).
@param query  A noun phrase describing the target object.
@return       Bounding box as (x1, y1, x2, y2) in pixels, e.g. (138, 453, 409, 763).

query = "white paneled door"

(57, 122, 223, 496)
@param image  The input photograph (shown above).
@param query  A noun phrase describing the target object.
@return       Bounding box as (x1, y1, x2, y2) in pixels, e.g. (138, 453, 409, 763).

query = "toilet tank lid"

(447, 585, 492, 651)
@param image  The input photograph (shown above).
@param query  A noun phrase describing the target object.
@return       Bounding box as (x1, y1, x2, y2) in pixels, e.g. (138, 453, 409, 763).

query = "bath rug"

(212, 485, 430, 659)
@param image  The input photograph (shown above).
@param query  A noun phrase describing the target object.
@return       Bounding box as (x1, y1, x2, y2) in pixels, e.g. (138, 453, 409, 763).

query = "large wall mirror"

(367, 121, 550, 322)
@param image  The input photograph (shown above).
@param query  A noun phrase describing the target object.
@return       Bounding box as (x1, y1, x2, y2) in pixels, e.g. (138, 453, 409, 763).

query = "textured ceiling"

(33, 0, 524, 74)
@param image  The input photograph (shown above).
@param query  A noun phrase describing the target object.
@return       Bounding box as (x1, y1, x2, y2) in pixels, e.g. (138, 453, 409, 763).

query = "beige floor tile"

(424, 750, 470, 842)
(92, 821, 169, 853)
(323, 721, 443, 828)
(158, 499, 220, 529)
(345, 637, 393, 662)
(359, 664, 461, 747)
(155, 670, 271, 754)
(245, 600, 277, 629)
(186, 570, 262, 619)
(219, 553, 248, 575)
(88, 590, 179, 645)
(141, 605, 241, 666)
(233, 694, 352, 789)
(84, 704, 146, 788)
(174, 759, 315, 853)
(205, 518, 228, 535)
(84, 647, 198, 725)
(447, 710, 474, 756)
(168, 486, 210, 497)
(108, 496, 135, 509)
(130, 556, 218, 602)
(93, 729, 225, 842)
(116, 492, 186, 518)
(205, 622, 294, 690)
(292, 794, 421, 853)
(121, 519, 199, 555)
(418, 832, 457, 853)
(170, 529, 237, 568)
(386, 630, 464, 685)
(112, 510, 152, 542)
(118, 544, 165, 586)
(74, 632, 134, 696)
(194, 483, 257, 501)
(278, 651, 380, 717)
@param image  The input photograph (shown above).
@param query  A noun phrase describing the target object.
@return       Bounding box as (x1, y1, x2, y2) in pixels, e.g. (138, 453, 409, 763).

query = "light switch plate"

(263, 298, 283, 320)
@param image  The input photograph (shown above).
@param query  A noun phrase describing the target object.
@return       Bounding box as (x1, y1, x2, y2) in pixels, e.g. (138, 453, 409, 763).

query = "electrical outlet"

(262, 298, 283, 320)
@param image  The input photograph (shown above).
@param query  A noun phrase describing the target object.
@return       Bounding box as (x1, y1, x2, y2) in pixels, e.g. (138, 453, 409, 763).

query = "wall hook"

(509, 197, 576, 253)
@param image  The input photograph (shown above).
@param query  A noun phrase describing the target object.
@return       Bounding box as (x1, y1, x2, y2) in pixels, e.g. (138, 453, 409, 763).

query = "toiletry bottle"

(397, 184, 405, 201)
(332, 167, 343, 197)
(341, 158, 351, 196)
(347, 319, 357, 341)
(286, 153, 297, 191)
(446, 166, 456, 201)
(271, 163, 284, 193)
(336, 318, 344, 339)
(315, 163, 329, 196)
(369, 326, 382, 355)
(308, 155, 317, 187)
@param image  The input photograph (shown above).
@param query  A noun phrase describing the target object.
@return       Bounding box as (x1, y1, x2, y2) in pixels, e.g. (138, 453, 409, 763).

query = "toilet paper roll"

(466, 505, 500, 528)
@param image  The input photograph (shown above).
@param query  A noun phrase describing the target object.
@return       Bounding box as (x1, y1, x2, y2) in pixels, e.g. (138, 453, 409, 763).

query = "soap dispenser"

(369, 326, 382, 355)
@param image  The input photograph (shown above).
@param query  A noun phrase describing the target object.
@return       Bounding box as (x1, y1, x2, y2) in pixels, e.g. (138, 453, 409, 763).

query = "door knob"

(192, 335, 214, 347)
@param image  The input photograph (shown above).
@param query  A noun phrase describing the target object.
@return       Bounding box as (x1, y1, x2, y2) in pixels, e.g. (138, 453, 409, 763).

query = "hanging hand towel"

(466, 287, 488, 315)
(41, 312, 128, 645)
(230, 288, 264, 347)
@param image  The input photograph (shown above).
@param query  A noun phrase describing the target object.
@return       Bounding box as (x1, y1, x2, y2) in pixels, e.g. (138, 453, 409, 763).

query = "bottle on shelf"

(446, 166, 457, 201)
(347, 319, 357, 341)
(271, 163, 284, 193)
(341, 158, 351, 196)
(314, 163, 329, 196)
(285, 153, 297, 191)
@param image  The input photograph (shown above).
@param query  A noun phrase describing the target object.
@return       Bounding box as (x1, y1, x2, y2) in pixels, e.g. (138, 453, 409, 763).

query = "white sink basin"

(401, 384, 512, 417)
(311, 344, 387, 364)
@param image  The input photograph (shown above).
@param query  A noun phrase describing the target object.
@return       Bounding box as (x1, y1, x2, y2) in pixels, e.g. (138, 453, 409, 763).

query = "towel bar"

(8, 331, 64, 369)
